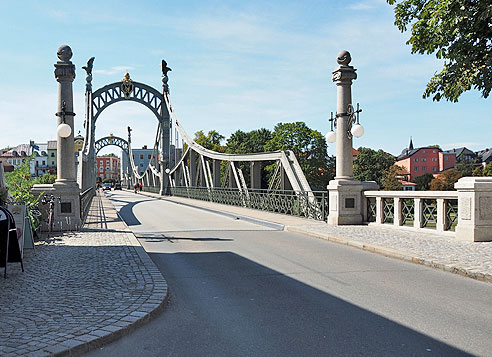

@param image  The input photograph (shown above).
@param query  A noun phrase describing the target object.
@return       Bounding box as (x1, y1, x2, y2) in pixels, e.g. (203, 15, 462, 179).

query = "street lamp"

(56, 100, 74, 138)
(325, 103, 364, 142)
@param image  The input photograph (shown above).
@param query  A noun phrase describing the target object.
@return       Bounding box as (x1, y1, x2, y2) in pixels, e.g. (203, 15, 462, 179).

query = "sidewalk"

(0, 191, 168, 357)
(137, 189, 492, 283)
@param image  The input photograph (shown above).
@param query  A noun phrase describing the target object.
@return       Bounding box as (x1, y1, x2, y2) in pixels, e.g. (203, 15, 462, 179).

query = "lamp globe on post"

(57, 122, 72, 138)
(325, 130, 336, 143)
(351, 123, 364, 138)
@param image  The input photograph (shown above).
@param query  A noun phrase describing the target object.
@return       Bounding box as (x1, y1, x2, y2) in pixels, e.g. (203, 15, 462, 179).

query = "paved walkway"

(0, 191, 167, 356)
(138, 190, 492, 283)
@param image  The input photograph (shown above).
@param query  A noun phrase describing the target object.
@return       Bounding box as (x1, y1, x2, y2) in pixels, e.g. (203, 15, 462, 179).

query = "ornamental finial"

(57, 45, 73, 62)
(336, 50, 351, 66)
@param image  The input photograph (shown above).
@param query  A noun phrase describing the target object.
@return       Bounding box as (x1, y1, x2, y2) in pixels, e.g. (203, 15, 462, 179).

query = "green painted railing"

(170, 186, 328, 221)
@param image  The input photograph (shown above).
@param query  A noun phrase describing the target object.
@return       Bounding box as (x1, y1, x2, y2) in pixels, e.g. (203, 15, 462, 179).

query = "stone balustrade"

(360, 177, 492, 242)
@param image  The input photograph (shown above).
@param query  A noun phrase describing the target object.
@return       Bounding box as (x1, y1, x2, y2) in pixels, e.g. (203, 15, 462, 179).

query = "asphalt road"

(87, 190, 492, 356)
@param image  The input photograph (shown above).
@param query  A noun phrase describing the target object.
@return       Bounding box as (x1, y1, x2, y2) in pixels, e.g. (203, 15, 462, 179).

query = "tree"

(265, 122, 331, 190)
(429, 169, 462, 190)
(4, 155, 42, 232)
(353, 147, 395, 186)
(226, 128, 272, 155)
(387, 0, 492, 101)
(194, 130, 225, 152)
(414, 173, 434, 190)
(381, 165, 405, 190)
(454, 160, 476, 177)
(484, 162, 492, 176)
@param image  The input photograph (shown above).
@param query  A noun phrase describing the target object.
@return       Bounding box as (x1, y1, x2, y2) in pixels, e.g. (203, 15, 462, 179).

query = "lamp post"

(326, 50, 378, 225)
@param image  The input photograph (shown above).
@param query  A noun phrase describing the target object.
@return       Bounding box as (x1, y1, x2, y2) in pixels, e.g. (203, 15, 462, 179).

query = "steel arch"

(92, 81, 163, 122)
(94, 135, 129, 155)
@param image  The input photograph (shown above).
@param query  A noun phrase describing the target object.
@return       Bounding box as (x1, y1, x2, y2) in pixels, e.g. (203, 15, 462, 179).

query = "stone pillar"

(33, 45, 81, 231)
(455, 177, 492, 242)
(327, 51, 378, 225)
(54, 45, 77, 184)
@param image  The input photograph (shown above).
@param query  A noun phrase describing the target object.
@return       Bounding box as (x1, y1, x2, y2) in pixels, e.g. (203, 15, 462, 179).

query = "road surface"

(86, 190, 492, 356)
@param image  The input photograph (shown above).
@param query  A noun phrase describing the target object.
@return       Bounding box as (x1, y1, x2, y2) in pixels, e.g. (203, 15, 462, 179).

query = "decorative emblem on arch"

(121, 72, 134, 99)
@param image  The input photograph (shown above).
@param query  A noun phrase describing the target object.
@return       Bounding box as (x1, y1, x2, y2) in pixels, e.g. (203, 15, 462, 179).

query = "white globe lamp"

(351, 123, 364, 138)
(325, 130, 336, 143)
(57, 123, 72, 138)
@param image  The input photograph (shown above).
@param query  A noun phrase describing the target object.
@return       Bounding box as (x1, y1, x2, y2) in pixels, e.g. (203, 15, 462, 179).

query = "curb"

(53, 193, 169, 357)
(286, 226, 492, 284)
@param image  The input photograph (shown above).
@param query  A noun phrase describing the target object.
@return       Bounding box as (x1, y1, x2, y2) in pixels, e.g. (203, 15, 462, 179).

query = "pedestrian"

(133, 183, 138, 194)
(139, 182, 143, 191)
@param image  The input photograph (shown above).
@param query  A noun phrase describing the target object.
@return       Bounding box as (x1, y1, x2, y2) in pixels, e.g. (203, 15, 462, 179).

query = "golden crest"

(121, 72, 134, 99)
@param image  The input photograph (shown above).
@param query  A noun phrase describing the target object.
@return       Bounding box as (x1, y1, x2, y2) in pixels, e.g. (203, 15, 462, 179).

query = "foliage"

(387, 0, 492, 101)
(0, 186, 8, 206)
(454, 160, 476, 177)
(226, 129, 272, 154)
(429, 169, 462, 190)
(354, 147, 396, 186)
(265, 122, 331, 190)
(473, 162, 492, 176)
(381, 165, 405, 190)
(4, 155, 42, 232)
(194, 130, 225, 152)
(414, 173, 434, 190)
(428, 144, 441, 149)
(33, 173, 56, 185)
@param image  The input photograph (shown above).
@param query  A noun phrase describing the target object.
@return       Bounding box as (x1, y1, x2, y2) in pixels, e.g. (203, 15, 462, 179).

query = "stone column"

(327, 51, 379, 225)
(455, 177, 492, 242)
(333, 51, 357, 179)
(54, 45, 77, 184)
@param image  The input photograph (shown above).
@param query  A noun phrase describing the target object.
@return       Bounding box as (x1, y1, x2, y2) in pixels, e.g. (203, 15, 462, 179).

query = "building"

(396, 139, 456, 182)
(96, 156, 120, 181)
(442, 147, 476, 163)
(477, 149, 492, 167)
(47, 140, 57, 174)
(121, 146, 158, 177)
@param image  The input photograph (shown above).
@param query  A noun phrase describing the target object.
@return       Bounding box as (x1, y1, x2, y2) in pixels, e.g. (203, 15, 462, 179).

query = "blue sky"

(0, 0, 489, 157)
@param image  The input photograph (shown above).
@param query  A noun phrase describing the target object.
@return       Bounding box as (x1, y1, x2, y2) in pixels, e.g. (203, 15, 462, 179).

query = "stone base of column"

(327, 178, 363, 225)
(327, 179, 378, 225)
(32, 180, 82, 232)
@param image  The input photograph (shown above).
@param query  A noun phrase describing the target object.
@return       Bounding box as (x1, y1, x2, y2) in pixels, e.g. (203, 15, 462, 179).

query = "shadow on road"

(104, 250, 472, 357)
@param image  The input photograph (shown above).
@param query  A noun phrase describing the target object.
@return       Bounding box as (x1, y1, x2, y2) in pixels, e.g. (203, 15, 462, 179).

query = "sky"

(0, 0, 490, 158)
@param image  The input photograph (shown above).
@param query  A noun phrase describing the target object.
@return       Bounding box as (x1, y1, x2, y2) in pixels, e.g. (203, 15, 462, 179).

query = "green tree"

(484, 162, 492, 176)
(265, 122, 330, 190)
(429, 169, 462, 190)
(454, 160, 476, 177)
(472, 166, 483, 176)
(381, 165, 405, 190)
(387, 0, 492, 101)
(4, 155, 42, 231)
(414, 173, 434, 190)
(226, 128, 272, 154)
(353, 147, 395, 186)
(194, 130, 225, 152)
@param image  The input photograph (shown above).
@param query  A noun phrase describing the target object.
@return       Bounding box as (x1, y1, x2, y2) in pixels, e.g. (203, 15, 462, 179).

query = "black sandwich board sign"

(0, 206, 24, 278)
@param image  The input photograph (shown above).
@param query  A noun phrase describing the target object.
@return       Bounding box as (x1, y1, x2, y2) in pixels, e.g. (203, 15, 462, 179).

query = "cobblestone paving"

(0, 192, 167, 356)
(289, 224, 492, 281)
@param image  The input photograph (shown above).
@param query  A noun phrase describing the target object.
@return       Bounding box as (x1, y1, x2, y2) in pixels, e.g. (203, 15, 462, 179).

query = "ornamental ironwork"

(367, 197, 376, 222)
(383, 198, 394, 224)
(445, 199, 458, 231)
(422, 199, 437, 229)
(401, 199, 414, 226)
(121, 72, 134, 99)
(94, 135, 129, 155)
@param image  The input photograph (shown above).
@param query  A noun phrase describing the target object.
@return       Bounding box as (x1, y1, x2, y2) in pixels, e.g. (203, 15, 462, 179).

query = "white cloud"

(94, 66, 135, 76)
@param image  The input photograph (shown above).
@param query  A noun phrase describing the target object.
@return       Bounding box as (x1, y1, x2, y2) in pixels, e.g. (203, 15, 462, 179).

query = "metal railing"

(80, 186, 95, 221)
(170, 186, 328, 221)
(363, 191, 458, 233)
